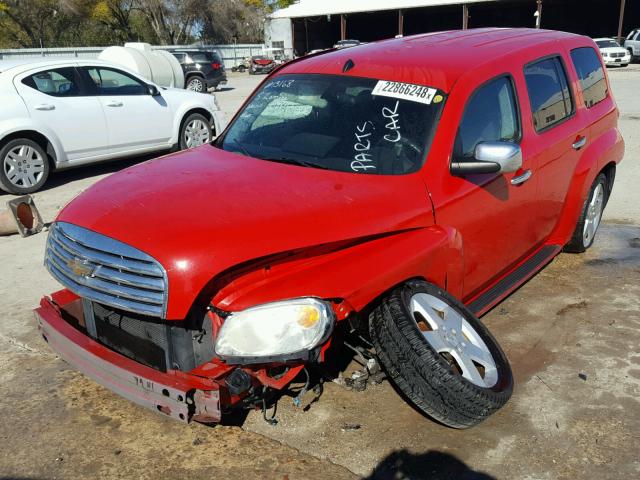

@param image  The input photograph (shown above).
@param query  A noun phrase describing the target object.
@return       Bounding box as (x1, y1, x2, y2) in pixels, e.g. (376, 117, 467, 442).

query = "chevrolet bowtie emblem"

(66, 257, 95, 277)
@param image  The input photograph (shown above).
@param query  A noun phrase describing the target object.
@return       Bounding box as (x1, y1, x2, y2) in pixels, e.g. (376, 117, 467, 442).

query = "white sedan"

(0, 59, 225, 194)
(594, 38, 631, 67)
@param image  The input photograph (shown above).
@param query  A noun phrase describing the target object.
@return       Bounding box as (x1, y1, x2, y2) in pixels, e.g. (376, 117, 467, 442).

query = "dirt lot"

(1, 68, 639, 480)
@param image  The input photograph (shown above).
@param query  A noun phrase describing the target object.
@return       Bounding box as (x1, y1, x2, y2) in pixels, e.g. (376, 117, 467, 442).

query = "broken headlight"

(213, 298, 334, 364)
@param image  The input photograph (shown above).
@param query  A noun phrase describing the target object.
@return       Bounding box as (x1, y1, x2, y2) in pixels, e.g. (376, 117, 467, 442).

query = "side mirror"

(147, 84, 161, 96)
(450, 142, 522, 176)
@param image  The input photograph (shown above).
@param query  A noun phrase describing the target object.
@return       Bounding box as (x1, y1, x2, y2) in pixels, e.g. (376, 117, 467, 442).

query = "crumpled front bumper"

(34, 290, 221, 424)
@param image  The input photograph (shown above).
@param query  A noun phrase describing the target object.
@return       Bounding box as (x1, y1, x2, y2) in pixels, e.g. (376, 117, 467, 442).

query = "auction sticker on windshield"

(372, 80, 438, 105)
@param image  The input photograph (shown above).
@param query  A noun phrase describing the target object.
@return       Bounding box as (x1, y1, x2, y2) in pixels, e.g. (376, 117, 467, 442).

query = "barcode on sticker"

(372, 81, 438, 105)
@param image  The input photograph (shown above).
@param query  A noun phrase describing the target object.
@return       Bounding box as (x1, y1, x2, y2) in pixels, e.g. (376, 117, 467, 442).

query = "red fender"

(548, 126, 624, 246)
(211, 226, 465, 318)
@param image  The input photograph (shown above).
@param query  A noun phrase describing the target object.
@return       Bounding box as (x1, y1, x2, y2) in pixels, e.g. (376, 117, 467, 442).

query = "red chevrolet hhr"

(36, 28, 624, 428)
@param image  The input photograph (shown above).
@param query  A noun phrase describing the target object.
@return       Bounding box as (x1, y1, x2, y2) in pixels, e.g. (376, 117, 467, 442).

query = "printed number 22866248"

(372, 81, 438, 105)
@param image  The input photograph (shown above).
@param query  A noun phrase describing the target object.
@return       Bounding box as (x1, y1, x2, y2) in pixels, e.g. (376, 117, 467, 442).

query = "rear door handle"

(572, 136, 587, 150)
(106, 101, 123, 107)
(34, 104, 55, 111)
(511, 169, 532, 186)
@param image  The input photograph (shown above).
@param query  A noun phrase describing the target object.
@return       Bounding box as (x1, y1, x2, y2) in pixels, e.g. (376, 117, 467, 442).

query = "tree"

(90, 0, 136, 43)
(133, 0, 206, 45)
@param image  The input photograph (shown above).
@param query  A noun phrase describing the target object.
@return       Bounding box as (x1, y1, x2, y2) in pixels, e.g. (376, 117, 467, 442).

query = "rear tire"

(0, 138, 50, 194)
(564, 173, 607, 253)
(186, 76, 205, 92)
(369, 280, 513, 429)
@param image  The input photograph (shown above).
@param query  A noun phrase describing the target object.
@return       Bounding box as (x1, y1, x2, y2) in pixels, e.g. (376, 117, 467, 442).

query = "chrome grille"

(611, 52, 625, 58)
(45, 222, 168, 317)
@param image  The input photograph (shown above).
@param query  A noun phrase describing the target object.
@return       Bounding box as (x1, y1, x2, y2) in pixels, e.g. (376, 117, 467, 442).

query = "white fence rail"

(0, 44, 292, 69)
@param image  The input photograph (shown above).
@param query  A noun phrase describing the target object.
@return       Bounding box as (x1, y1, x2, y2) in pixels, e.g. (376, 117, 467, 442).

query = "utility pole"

(462, 4, 469, 30)
(535, 0, 543, 29)
(617, 0, 627, 44)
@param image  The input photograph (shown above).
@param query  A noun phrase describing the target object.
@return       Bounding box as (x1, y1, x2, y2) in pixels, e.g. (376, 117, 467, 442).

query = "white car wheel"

(180, 113, 213, 150)
(0, 139, 49, 194)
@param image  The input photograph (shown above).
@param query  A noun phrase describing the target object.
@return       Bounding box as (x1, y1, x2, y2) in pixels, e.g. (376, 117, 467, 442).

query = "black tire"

(185, 75, 205, 92)
(564, 173, 608, 253)
(369, 280, 513, 429)
(0, 138, 50, 194)
(179, 113, 213, 150)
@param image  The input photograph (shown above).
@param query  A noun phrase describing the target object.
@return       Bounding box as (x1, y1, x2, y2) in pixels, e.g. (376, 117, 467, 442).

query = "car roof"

(594, 37, 616, 41)
(281, 28, 584, 92)
(0, 58, 127, 75)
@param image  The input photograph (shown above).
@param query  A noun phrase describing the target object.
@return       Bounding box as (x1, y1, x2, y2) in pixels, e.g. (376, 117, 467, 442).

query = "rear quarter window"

(570, 47, 608, 108)
(524, 56, 574, 132)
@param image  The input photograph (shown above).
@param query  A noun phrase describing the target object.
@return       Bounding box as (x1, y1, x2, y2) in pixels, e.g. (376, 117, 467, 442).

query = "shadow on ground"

(37, 152, 163, 193)
(366, 450, 495, 480)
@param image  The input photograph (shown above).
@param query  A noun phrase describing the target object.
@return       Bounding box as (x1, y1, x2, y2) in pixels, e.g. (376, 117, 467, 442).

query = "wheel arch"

(547, 127, 624, 246)
(0, 128, 59, 170)
(184, 72, 206, 87)
(175, 107, 217, 146)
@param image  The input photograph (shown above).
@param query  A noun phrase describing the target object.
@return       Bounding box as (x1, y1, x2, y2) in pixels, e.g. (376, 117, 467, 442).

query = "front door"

(431, 75, 540, 300)
(15, 66, 109, 161)
(80, 66, 174, 154)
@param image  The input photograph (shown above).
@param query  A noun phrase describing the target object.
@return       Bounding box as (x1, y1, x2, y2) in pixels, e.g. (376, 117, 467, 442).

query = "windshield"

(220, 74, 445, 175)
(596, 40, 619, 48)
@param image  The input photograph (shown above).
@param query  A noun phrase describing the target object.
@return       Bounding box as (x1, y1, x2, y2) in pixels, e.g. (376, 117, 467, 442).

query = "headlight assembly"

(214, 298, 335, 364)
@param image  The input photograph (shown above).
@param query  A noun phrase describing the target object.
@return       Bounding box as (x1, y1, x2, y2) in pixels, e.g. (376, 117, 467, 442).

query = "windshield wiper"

(260, 156, 330, 170)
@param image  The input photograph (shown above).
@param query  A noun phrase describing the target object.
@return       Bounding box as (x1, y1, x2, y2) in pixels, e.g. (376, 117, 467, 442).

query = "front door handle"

(106, 100, 123, 107)
(511, 169, 532, 186)
(34, 104, 55, 111)
(572, 136, 587, 150)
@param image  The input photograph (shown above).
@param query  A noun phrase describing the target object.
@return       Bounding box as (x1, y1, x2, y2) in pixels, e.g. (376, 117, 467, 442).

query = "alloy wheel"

(583, 183, 604, 247)
(187, 78, 204, 92)
(3, 144, 46, 189)
(409, 292, 498, 388)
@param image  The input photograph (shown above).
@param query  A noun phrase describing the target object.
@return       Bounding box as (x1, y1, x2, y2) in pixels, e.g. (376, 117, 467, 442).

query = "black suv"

(172, 50, 227, 92)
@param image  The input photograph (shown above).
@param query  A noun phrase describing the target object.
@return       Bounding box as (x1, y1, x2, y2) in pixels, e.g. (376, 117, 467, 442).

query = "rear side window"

(570, 47, 608, 108)
(190, 52, 216, 63)
(22, 67, 81, 97)
(454, 76, 520, 159)
(524, 57, 574, 132)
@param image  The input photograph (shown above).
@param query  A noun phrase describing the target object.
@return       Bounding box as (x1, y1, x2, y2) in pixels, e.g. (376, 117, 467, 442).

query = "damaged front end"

(35, 289, 330, 423)
(37, 222, 336, 423)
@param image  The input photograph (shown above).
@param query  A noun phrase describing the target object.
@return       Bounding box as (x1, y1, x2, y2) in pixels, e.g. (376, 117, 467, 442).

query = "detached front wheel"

(369, 280, 513, 429)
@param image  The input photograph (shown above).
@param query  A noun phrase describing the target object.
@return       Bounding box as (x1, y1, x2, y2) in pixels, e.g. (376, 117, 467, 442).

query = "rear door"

(80, 66, 174, 154)
(522, 55, 589, 241)
(14, 65, 109, 161)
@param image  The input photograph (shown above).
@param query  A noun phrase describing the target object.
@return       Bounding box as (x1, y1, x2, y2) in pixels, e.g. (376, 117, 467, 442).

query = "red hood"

(253, 59, 273, 65)
(57, 146, 432, 318)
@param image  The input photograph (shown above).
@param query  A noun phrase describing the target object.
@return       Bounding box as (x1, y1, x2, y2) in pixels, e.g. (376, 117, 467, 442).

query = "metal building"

(265, 0, 636, 56)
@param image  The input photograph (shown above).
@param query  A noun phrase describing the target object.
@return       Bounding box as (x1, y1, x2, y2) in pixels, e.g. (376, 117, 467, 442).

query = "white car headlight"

(214, 298, 334, 363)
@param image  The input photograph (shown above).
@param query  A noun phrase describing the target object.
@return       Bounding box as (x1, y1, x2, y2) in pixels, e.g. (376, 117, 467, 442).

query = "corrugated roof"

(270, 0, 498, 19)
